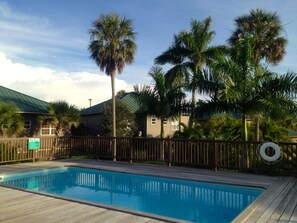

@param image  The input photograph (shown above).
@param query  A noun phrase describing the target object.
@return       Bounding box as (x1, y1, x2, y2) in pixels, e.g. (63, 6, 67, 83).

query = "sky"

(1, 0, 297, 109)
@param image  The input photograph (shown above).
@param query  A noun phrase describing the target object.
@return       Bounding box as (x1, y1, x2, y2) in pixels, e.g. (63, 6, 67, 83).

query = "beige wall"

(146, 116, 189, 138)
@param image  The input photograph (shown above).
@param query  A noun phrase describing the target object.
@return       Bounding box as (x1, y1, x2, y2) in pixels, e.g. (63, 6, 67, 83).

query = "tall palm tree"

(42, 101, 80, 136)
(155, 17, 225, 126)
(229, 8, 288, 140)
(88, 13, 136, 161)
(134, 66, 185, 138)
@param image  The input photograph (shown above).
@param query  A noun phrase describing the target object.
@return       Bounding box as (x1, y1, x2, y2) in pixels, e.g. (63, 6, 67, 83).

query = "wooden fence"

(0, 137, 296, 175)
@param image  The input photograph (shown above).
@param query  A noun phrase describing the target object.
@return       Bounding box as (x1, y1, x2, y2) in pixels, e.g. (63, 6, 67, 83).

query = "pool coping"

(0, 159, 280, 222)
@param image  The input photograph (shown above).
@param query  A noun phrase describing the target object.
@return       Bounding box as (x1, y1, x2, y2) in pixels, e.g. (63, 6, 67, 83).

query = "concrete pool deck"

(0, 159, 296, 223)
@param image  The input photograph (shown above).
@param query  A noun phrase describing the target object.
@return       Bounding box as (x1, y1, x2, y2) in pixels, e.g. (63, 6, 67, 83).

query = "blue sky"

(0, 0, 297, 108)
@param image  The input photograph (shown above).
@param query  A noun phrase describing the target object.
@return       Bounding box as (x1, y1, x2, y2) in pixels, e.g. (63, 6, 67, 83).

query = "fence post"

(129, 138, 133, 164)
(168, 139, 172, 167)
(212, 140, 218, 171)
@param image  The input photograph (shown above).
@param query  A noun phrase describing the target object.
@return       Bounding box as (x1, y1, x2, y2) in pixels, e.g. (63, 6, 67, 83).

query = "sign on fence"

(28, 138, 40, 150)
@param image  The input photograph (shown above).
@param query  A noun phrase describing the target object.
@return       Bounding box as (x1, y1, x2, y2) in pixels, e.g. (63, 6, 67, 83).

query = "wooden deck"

(0, 159, 296, 223)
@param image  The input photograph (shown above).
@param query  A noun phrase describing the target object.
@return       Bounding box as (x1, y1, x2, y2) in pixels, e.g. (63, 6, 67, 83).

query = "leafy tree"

(155, 17, 225, 126)
(134, 66, 185, 138)
(0, 102, 23, 137)
(102, 100, 137, 137)
(229, 8, 288, 140)
(42, 101, 80, 136)
(88, 13, 136, 160)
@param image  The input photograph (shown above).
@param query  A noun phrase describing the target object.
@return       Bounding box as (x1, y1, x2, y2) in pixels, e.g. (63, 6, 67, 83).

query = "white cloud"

(0, 52, 133, 109)
(0, 2, 88, 70)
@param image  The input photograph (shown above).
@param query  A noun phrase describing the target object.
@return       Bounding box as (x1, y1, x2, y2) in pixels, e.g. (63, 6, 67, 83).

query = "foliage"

(0, 102, 24, 136)
(205, 114, 244, 141)
(101, 100, 137, 137)
(260, 118, 291, 142)
(228, 8, 288, 141)
(228, 8, 287, 65)
(155, 17, 226, 126)
(134, 66, 185, 138)
(42, 101, 80, 136)
(173, 122, 205, 139)
(196, 37, 297, 141)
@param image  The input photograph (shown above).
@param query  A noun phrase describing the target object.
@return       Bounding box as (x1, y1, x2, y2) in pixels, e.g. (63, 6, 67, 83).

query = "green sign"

(28, 138, 40, 150)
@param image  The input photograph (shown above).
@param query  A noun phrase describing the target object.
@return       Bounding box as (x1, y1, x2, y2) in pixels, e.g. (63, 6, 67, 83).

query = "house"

(80, 92, 190, 138)
(0, 85, 55, 137)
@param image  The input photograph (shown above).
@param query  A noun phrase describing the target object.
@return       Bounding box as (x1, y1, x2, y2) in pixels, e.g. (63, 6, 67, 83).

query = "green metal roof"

(80, 92, 141, 115)
(0, 85, 49, 114)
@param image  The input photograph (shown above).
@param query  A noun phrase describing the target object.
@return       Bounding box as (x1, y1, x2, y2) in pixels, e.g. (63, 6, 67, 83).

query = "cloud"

(0, 52, 133, 109)
(0, 2, 88, 70)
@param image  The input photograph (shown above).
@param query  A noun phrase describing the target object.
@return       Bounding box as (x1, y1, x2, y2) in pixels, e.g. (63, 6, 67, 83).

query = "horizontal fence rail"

(0, 137, 296, 175)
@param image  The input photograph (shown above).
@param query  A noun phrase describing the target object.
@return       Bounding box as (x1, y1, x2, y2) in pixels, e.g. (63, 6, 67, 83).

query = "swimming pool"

(0, 167, 264, 223)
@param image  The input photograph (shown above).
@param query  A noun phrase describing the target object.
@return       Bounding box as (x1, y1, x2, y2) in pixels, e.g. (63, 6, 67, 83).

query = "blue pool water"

(0, 167, 263, 223)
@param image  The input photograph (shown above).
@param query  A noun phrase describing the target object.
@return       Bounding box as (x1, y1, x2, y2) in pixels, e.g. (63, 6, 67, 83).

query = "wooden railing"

(0, 137, 296, 175)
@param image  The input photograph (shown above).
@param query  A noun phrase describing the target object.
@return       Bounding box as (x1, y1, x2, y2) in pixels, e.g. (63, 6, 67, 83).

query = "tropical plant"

(260, 118, 291, 142)
(134, 66, 185, 138)
(206, 114, 245, 141)
(229, 8, 288, 140)
(229, 8, 287, 65)
(102, 100, 137, 137)
(155, 17, 226, 126)
(197, 37, 297, 141)
(0, 102, 24, 136)
(88, 13, 136, 161)
(173, 122, 205, 139)
(42, 101, 80, 136)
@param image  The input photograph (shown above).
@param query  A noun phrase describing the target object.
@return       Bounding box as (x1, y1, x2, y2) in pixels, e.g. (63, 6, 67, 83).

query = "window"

(41, 124, 56, 135)
(151, 118, 156, 125)
(171, 121, 179, 131)
(163, 118, 168, 125)
(24, 121, 31, 130)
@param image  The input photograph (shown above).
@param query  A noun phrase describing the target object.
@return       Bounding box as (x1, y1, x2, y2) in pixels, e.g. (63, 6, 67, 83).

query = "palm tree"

(155, 17, 225, 126)
(88, 13, 136, 161)
(42, 101, 80, 136)
(134, 66, 185, 138)
(229, 8, 288, 140)
(0, 102, 24, 136)
(199, 38, 297, 141)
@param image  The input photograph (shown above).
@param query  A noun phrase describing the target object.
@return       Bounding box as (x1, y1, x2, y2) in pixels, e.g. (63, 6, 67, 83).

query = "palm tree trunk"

(241, 114, 249, 168)
(255, 116, 260, 141)
(160, 118, 164, 139)
(111, 73, 117, 161)
(242, 114, 248, 141)
(189, 89, 196, 127)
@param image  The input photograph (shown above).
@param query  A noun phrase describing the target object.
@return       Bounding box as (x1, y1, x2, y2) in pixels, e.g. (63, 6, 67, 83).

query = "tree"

(198, 38, 297, 141)
(102, 100, 137, 137)
(229, 8, 288, 140)
(155, 17, 225, 126)
(88, 13, 136, 161)
(42, 101, 80, 136)
(0, 102, 23, 137)
(134, 66, 185, 138)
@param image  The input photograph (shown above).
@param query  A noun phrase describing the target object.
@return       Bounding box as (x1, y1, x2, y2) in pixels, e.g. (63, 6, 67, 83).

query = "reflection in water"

(0, 167, 263, 223)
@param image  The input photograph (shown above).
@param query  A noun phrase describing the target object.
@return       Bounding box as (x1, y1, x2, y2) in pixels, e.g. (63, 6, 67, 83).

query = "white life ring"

(260, 142, 281, 162)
